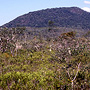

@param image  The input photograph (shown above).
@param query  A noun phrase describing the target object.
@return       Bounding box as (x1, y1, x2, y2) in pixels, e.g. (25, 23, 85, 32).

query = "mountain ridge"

(2, 7, 90, 29)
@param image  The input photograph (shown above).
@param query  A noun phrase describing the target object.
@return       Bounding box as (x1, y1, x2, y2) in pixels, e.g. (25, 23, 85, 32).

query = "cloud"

(84, 1, 90, 4)
(82, 7, 90, 12)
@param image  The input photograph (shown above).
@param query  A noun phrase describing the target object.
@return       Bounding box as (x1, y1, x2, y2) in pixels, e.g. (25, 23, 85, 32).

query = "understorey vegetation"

(0, 27, 90, 90)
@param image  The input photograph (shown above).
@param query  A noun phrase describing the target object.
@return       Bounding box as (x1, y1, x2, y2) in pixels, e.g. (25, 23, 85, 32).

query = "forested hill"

(2, 7, 90, 29)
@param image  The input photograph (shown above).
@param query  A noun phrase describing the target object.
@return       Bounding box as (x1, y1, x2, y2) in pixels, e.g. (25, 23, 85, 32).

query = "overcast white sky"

(0, 0, 90, 26)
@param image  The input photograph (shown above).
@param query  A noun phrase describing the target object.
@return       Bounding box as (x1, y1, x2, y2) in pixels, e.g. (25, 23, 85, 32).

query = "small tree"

(48, 20, 54, 31)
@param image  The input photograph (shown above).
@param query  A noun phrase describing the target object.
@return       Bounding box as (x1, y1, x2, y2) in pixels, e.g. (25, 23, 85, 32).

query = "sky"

(0, 0, 90, 26)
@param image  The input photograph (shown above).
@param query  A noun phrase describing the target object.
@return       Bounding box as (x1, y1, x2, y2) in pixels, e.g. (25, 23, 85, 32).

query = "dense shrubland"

(0, 27, 90, 90)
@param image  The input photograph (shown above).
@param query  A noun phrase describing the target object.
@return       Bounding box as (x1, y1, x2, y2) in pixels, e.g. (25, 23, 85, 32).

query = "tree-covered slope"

(2, 7, 90, 29)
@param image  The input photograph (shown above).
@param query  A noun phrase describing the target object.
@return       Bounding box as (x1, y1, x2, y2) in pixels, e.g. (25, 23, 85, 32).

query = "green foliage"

(0, 28, 90, 89)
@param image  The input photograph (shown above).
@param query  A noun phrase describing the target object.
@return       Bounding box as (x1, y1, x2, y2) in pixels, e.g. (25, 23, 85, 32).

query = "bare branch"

(67, 69, 72, 80)
(73, 62, 81, 81)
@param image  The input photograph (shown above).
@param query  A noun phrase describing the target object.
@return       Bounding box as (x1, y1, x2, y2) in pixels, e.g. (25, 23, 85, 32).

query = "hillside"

(0, 27, 90, 89)
(2, 7, 90, 29)
(0, 7, 90, 90)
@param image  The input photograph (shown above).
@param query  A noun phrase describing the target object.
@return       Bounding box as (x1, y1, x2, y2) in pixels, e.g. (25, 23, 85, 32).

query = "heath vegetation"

(0, 27, 90, 90)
